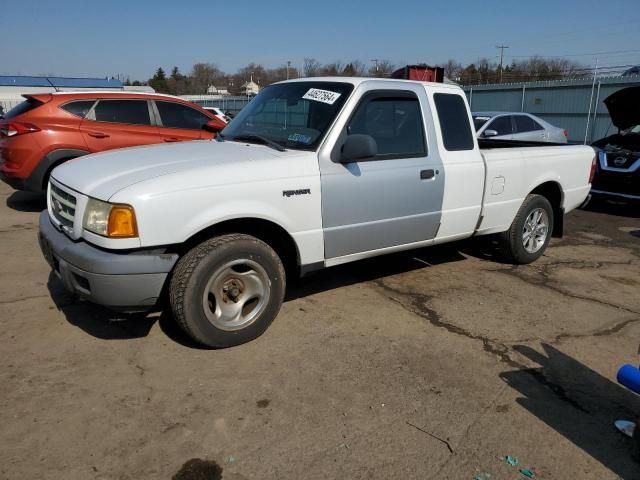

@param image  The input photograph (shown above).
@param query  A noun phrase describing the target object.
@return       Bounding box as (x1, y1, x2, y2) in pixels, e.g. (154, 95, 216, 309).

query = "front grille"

(604, 153, 638, 170)
(50, 183, 76, 228)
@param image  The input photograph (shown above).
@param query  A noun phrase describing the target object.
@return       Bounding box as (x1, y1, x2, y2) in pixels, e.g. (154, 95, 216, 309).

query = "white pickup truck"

(39, 78, 595, 347)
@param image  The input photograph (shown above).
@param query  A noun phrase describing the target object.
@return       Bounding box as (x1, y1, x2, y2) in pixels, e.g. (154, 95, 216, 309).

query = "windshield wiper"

(228, 134, 285, 152)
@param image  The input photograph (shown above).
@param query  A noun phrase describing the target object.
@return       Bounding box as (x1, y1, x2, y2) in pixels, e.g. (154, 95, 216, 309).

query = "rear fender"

(27, 149, 89, 191)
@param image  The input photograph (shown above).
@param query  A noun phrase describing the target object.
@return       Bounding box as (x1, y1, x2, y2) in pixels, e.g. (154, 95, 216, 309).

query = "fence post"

(469, 88, 473, 109)
(521, 85, 526, 112)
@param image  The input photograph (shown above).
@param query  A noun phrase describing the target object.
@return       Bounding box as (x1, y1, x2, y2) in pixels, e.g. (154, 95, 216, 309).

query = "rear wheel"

(500, 194, 554, 264)
(169, 234, 286, 348)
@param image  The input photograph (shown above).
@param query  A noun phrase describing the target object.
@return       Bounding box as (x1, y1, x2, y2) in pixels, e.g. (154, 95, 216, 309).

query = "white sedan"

(202, 107, 230, 124)
(473, 111, 568, 143)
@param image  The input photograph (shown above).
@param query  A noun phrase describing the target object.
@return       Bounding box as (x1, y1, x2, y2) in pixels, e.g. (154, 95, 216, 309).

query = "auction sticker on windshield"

(302, 88, 342, 105)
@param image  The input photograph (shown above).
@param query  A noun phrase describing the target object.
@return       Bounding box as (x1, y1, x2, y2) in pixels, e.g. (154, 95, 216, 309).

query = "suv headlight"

(83, 198, 138, 238)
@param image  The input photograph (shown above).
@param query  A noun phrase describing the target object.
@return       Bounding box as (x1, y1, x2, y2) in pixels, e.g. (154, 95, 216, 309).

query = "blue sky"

(1, 0, 639, 80)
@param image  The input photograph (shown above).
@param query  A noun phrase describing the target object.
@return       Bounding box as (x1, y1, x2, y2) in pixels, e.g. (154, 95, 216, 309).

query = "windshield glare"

(221, 81, 354, 150)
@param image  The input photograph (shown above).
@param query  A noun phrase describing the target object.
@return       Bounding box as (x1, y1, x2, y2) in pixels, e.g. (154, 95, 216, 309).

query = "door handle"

(420, 169, 437, 180)
(164, 137, 181, 142)
(87, 131, 109, 138)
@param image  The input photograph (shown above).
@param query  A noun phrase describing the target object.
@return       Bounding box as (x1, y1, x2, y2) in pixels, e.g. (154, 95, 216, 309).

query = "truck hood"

(51, 140, 291, 200)
(604, 86, 640, 131)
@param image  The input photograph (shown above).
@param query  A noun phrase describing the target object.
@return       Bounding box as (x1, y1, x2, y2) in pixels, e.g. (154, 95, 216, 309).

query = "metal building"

(462, 75, 640, 143)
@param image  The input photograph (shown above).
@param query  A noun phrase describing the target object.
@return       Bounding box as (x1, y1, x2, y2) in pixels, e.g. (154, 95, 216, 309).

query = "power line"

(506, 18, 640, 48)
(505, 49, 640, 59)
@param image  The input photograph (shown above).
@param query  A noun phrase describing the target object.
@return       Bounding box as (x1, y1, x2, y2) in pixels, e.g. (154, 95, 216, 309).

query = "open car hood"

(604, 86, 640, 131)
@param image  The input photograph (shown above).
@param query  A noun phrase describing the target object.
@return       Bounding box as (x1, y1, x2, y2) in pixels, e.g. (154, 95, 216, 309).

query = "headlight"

(83, 198, 138, 238)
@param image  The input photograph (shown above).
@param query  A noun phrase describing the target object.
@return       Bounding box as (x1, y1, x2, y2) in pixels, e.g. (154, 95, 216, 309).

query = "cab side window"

(347, 92, 426, 158)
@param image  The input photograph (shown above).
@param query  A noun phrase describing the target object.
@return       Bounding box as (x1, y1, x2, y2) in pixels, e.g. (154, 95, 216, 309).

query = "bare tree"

(440, 59, 463, 81)
(303, 58, 321, 77)
(320, 61, 344, 76)
(343, 60, 367, 76)
(190, 63, 223, 94)
(368, 59, 395, 77)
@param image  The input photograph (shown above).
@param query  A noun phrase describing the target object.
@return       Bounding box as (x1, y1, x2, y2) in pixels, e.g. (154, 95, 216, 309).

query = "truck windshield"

(220, 81, 354, 151)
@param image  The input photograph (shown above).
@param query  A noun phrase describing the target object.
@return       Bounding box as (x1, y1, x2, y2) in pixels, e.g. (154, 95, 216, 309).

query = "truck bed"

(478, 138, 570, 149)
(477, 142, 595, 236)
(479, 138, 570, 149)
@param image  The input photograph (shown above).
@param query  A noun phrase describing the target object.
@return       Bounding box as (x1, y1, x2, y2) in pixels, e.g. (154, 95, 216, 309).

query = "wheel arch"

(31, 148, 89, 191)
(529, 181, 564, 237)
(176, 217, 302, 277)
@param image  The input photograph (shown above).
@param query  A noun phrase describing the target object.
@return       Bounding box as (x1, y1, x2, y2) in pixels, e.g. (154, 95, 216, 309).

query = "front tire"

(169, 234, 286, 348)
(500, 194, 554, 264)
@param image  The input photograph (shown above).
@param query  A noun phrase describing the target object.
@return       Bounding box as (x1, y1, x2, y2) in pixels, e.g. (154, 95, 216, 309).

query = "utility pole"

(584, 58, 599, 145)
(287, 60, 291, 80)
(496, 45, 509, 83)
(370, 59, 379, 75)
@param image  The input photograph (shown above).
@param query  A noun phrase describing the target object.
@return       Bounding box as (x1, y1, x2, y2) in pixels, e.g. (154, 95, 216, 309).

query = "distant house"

(240, 81, 260, 96)
(206, 85, 230, 95)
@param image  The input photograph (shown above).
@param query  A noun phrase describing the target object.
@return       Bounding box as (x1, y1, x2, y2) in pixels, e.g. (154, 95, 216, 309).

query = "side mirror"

(483, 129, 498, 138)
(341, 134, 378, 162)
(203, 118, 226, 133)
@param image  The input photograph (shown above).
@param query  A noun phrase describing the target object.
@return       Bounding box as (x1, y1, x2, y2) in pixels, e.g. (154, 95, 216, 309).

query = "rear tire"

(169, 234, 286, 348)
(500, 194, 554, 264)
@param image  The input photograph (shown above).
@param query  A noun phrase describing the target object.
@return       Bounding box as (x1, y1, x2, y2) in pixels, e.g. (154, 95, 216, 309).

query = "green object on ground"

(519, 468, 535, 478)
(473, 474, 491, 480)
(500, 455, 519, 466)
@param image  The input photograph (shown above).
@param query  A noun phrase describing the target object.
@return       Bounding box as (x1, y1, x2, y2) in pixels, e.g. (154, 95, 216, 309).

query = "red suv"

(0, 92, 225, 192)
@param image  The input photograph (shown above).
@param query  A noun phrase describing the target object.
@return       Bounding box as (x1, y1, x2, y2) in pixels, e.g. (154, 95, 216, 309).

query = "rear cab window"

(60, 100, 96, 118)
(433, 93, 474, 151)
(92, 100, 151, 125)
(4, 97, 44, 119)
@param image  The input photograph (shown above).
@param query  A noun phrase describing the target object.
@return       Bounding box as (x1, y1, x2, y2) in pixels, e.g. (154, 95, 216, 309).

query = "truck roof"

(276, 76, 463, 93)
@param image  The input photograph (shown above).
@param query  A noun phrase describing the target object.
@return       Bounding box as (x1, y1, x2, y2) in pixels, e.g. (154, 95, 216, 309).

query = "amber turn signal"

(107, 205, 138, 238)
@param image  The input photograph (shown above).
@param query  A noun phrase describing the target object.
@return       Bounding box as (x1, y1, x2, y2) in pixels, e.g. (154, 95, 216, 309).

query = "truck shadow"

(46, 244, 473, 348)
(501, 343, 640, 478)
(285, 242, 468, 301)
(47, 273, 159, 341)
(6, 191, 46, 213)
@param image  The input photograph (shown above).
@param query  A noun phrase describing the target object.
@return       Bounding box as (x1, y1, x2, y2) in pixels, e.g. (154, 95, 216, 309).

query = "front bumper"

(38, 211, 179, 311)
(0, 169, 28, 190)
(0, 161, 45, 192)
(590, 189, 640, 201)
